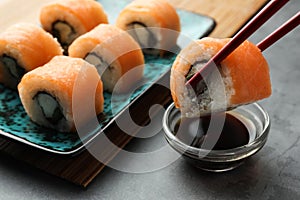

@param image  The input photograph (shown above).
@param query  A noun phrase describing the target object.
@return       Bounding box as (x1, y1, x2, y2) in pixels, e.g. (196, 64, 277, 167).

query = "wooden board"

(168, 0, 269, 37)
(0, 0, 268, 187)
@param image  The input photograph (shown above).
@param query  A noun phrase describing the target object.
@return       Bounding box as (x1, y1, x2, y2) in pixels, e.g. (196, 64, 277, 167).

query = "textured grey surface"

(0, 0, 300, 199)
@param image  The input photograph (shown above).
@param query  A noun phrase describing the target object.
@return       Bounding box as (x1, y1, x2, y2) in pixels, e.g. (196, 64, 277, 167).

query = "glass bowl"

(162, 103, 270, 172)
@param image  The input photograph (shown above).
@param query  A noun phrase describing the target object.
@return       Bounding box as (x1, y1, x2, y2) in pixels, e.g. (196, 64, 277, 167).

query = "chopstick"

(186, 0, 290, 89)
(257, 11, 300, 51)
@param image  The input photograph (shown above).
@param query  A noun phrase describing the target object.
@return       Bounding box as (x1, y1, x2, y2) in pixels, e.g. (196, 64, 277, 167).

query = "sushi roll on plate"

(18, 56, 104, 133)
(0, 23, 63, 89)
(40, 0, 108, 54)
(170, 37, 272, 117)
(116, 0, 180, 55)
(69, 24, 144, 93)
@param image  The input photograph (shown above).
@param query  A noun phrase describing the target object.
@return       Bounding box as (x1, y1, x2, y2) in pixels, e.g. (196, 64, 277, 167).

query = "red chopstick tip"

(185, 59, 218, 88)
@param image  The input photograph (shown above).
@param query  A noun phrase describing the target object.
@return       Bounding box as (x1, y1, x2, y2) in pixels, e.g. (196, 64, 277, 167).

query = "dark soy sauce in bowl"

(163, 103, 270, 172)
(174, 113, 250, 150)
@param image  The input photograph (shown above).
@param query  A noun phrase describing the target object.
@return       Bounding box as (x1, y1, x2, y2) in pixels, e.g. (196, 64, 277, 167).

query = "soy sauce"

(174, 113, 250, 150)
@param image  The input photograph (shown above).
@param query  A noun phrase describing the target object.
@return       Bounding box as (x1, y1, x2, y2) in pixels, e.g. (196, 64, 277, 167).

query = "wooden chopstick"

(257, 11, 300, 51)
(186, 0, 289, 89)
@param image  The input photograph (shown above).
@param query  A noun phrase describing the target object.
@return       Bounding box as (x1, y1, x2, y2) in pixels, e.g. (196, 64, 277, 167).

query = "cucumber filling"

(52, 20, 78, 54)
(34, 92, 64, 124)
(127, 22, 158, 50)
(85, 52, 115, 91)
(85, 52, 113, 74)
(0, 54, 25, 81)
(186, 60, 210, 97)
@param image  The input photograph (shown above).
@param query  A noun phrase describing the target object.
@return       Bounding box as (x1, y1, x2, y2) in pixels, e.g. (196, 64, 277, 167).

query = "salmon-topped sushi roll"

(18, 56, 104, 133)
(171, 37, 272, 117)
(116, 0, 180, 55)
(69, 24, 144, 93)
(0, 23, 63, 89)
(40, 0, 108, 54)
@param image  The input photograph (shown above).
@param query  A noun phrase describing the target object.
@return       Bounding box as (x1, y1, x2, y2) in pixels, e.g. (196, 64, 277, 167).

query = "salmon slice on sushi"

(18, 56, 104, 133)
(116, 0, 180, 55)
(170, 37, 272, 117)
(69, 24, 144, 93)
(0, 23, 63, 89)
(40, 0, 108, 54)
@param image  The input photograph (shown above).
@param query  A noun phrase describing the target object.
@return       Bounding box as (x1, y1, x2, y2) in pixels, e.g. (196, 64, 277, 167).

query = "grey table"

(0, 0, 299, 199)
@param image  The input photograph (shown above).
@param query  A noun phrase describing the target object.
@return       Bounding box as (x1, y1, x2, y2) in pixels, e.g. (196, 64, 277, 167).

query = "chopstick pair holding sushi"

(172, 0, 299, 117)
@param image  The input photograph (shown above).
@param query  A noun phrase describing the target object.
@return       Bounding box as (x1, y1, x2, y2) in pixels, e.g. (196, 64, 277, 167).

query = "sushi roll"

(18, 56, 104, 133)
(40, 0, 108, 54)
(68, 24, 144, 93)
(170, 37, 272, 117)
(0, 23, 63, 89)
(115, 0, 180, 55)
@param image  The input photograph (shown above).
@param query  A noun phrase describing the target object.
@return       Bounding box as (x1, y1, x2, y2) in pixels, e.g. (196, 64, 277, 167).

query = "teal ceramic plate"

(0, 0, 215, 155)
